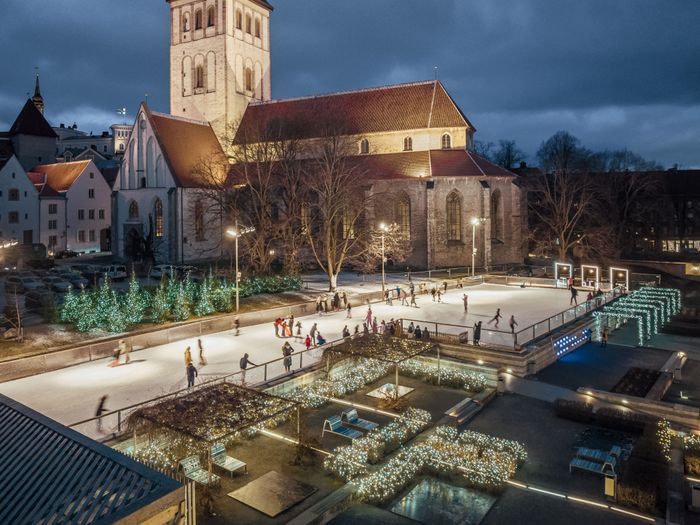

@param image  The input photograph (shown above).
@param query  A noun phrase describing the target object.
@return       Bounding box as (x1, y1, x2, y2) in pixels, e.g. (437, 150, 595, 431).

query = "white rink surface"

(0, 284, 573, 433)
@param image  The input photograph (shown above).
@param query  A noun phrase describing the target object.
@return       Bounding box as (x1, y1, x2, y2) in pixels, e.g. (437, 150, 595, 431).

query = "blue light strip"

(553, 329, 592, 357)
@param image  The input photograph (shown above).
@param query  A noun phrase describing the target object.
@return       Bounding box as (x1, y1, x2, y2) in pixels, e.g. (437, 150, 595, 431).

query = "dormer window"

(360, 139, 369, 155)
(441, 133, 452, 149)
(403, 137, 413, 151)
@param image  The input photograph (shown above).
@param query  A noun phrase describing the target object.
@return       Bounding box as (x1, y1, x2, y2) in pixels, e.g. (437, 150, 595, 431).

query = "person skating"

(400, 289, 408, 306)
(295, 321, 303, 341)
(570, 286, 579, 306)
(239, 353, 256, 384)
(274, 318, 281, 337)
(281, 320, 288, 338)
(233, 317, 240, 336)
(601, 326, 609, 348)
(305, 334, 312, 351)
(95, 395, 109, 432)
(487, 308, 502, 328)
(443, 280, 448, 293)
(119, 339, 130, 364)
(431, 287, 437, 301)
(346, 302, 352, 319)
(363, 322, 369, 335)
(473, 321, 482, 345)
(316, 296, 323, 316)
(309, 323, 318, 346)
(462, 294, 469, 313)
(186, 362, 198, 388)
(365, 306, 373, 325)
(410, 291, 418, 308)
(109, 344, 121, 367)
(379, 320, 386, 335)
(342, 291, 348, 308)
(184, 346, 193, 368)
(316, 333, 327, 346)
(372, 319, 378, 334)
(437, 290, 442, 303)
(282, 342, 294, 372)
(509, 315, 518, 334)
(198, 338, 206, 366)
(323, 295, 329, 313)
(333, 292, 341, 311)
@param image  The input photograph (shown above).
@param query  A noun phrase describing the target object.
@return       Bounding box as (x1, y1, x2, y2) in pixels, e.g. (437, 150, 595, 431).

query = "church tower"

(168, 0, 272, 145)
(32, 73, 45, 114)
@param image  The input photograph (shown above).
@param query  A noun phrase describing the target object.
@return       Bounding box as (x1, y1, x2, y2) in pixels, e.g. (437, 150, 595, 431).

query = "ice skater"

(443, 280, 448, 293)
(462, 294, 469, 313)
(186, 362, 198, 388)
(509, 315, 518, 334)
(346, 302, 352, 318)
(295, 321, 303, 341)
(410, 291, 418, 308)
(233, 317, 240, 335)
(570, 286, 579, 306)
(239, 353, 256, 384)
(437, 290, 442, 303)
(487, 308, 502, 328)
(197, 338, 206, 366)
(401, 289, 408, 306)
(119, 339, 130, 364)
(184, 346, 193, 368)
(365, 306, 373, 325)
(282, 342, 294, 372)
(473, 321, 482, 345)
(95, 395, 109, 432)
(305, 334, 312, 350)
(309, 323, 318, 346)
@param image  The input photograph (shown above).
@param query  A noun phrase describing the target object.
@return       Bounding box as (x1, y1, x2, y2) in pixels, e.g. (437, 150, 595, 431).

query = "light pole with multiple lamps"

(470, 217, 487, 277)
(225, 224, 255, 312)
(379, 222, 387, 295)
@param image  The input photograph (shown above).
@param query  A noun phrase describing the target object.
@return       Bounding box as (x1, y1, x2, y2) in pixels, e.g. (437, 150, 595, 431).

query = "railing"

(400, 289, 620, 351)
(67, 334, 353, 440)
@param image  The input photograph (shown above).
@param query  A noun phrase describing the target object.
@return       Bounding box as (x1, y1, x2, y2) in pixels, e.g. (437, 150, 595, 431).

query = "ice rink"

(0, 283, 574, 434)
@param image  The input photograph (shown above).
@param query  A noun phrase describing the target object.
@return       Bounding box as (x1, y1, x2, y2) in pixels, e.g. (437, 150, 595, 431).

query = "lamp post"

(470, 217, 480, 277)
(226, 224, 255, 312)
(379, 222, 387, 295)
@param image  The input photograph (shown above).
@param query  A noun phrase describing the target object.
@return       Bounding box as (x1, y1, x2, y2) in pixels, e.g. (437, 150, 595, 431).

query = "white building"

(0, 155, 40, 245)
(29, 160, 112, 254)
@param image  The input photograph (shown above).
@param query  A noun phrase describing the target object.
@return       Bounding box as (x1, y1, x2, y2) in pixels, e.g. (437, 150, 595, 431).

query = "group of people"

(316, 291, 349, 315)
(273, 315, 302, 339)
(184, 338, 207, 388)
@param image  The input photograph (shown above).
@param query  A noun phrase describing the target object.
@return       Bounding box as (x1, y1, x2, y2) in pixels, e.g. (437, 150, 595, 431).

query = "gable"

(9, 99, 57, 138)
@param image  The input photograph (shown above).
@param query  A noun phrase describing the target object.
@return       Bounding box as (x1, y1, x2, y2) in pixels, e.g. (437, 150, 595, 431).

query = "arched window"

(119, 143, 124, 151)
(195, 65, 204, 89)
(194, 199, 204, 241)
(207, 6, 215, 27)
(491, 190, 503, 240)
(245, 14, 252, 33)
(403, 136, 413, 151)
(183, 12, 190, 32)
(154, 198, 164, 238)
(360, 139, 369, 155)
(235, 9, 242, 29)
(128, 200, 139, 220)
(254, 18, 261, 37)
(395, 193, 411, 240)
(441, 133, 452, 149)
(446, 191, 462, 241)
(245, 67, 253, 91)
(194, 9, 202, 30)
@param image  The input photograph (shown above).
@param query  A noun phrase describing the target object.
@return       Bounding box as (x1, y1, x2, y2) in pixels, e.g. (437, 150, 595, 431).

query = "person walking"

(462, 294, 469, 313)
(233, 317, 240, 336)
(295, 321, 303, 341)
(443, 280, 448, 293)
(570, 286, 579, 306)
(309, 322, 318, 346)
(333, 292, 341, 311)
(346, 302, 352, 319)
(601, 326, 609, 348)
(488, 308, 502, 328)
(305, 334, 312, 351)
(473, 321, 482, 345)
(415, 325, 422, 340)
(431, 287, 436, 301)
(372, 318, 378, 334)
(282, 342, 294, 372)
(401, 289, 408, 306)
(197, 338, 206, 366)
(95, 395, 109, 432)
(509, 315, 518, 334)
(410, 291, 418, 308)
(239, 353, 256, 384)
(342, 291, 348, 309)
(186, 362, 198, 388)
(110, 344, 121, 367)
(184, 346, 193, 368)
(274, 318, 281, 337)
(365, 306, 373, 325)
(437, 290, 442, 303)
(119, 339, 130, 364)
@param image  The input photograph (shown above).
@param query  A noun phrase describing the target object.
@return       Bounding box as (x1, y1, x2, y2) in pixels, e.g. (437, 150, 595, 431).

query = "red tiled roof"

(9, 99, 57, 138)
(30, 160, 91, 193)
(147, 107, 226, 188)
(235, 81, 473, 143)
(430, 150, 517, 178)
(27, 172, 62, 198)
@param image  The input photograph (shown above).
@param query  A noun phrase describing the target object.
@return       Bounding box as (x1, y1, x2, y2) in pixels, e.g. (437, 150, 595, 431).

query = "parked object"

(211, 443, 247, 476)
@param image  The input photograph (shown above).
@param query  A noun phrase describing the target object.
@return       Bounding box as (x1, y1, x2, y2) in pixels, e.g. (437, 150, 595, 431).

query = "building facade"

(0, 156, 40, 245)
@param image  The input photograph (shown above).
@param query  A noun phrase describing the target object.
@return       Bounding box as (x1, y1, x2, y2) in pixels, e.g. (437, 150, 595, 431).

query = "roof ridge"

(150, 110, 211, 127)
(249, 79, 436, 107)
(427, 80, 437, 128)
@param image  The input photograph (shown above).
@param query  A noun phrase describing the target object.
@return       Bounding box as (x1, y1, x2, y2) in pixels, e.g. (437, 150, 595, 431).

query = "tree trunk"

(328, 272, 338, 292)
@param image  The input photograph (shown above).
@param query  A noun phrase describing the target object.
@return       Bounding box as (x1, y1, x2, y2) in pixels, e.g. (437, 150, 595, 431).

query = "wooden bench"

(211, 443, 247, 477)
(341, 408, 378, 432)
(179, 455, 220, 485)
(569, 455, 616, 476)
(322, 415, 362, 440)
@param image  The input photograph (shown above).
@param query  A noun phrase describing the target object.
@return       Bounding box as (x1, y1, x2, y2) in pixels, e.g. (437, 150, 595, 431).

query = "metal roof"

(0, 394, 182, 525)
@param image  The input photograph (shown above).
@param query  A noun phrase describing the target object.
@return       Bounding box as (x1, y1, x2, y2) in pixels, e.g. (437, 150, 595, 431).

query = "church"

(113, 0, 525, 269)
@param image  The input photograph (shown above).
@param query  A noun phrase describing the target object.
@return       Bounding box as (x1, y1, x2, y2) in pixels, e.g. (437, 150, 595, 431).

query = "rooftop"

(9, 99, 57, 138)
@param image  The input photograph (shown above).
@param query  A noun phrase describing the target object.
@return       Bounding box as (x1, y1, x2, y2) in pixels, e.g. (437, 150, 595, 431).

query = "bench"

(180, 455, 220, 485)
(322, 415, 362, 440)
(569, 455, 616, 476)
(445, 398, 482, 426)
(211, 443, 247, 477)
(341, 408, 378, 432)
(576, 447, 609, 463)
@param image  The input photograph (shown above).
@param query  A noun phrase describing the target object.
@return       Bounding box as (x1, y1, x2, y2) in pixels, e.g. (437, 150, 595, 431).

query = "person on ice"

(488, 308, 502, 328)
(509, 315, 518, 334)
(462, 294, 468, 313)
(473, 321, 482, 345)
(239, 353, 256, 384)
(186, 362, 198, 388)
(570, 286, 579, 306)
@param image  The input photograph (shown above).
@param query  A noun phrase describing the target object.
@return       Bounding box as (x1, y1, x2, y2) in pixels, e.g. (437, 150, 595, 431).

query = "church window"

(360, 139, 369, 155)
(194, 9, 202, 30)
(441, 133, 452, 149)
(183, 12, 190, 32)
(128, 200, 139, 220)
(195, 65, 204, 89)
(403, 136, 413, 151)
(245, 67, 253, 92)
(154, 198, 164, 238)
(235, 9, 242, 29)
(246, 14, 252, 33)
(446, 191, 462, 241)
(207, 6, 215, 27)
(194, 199, 204, 241)
(491, 190, 503, 240)
(254, 18, 261, 38)
(395, 193, 411, 240)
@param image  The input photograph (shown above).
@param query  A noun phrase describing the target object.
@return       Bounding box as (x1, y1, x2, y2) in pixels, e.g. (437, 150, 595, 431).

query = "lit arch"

(154, 198, 164, 238)
(360, 138, 369, 155)
(395, 192, 411, 240)
(441, 133, 452, 149)
(128, 200, 139, 220)
(403, 136, 413, 151)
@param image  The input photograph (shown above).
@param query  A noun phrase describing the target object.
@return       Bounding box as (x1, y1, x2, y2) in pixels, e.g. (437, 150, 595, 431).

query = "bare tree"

(492, 139, 526, 170)
(352, 223, 412, 275)
(470, 139, 494, 159)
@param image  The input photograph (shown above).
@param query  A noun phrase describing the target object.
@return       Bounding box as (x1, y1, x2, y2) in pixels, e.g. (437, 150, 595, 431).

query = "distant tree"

(471, 139, 494, 159)
(492, 139, 526, 170)
(591, 148, 662, 172)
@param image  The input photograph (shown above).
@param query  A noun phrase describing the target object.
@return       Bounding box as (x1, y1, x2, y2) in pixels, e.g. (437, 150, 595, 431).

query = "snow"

(0, 284, 573, 437)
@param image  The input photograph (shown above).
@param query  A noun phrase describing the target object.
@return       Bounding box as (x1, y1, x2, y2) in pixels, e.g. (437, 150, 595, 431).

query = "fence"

(68, 334, 352, 440)
(400, 289, 620, 351)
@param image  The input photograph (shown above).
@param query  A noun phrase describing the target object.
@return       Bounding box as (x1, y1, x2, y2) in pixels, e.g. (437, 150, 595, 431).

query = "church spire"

(32, 69, 45, 114)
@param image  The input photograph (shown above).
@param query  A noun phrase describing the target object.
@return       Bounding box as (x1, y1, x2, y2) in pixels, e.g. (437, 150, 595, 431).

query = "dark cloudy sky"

(1, 0, 699, 167)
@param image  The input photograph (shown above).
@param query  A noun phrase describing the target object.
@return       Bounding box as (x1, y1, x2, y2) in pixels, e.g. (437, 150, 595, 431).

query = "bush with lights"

(399, 359, 487, 392)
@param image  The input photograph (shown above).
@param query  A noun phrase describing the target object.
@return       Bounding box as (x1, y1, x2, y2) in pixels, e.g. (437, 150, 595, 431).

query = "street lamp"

(379, 222, 387, 295)
(225, 224, 255, 312)
(470, 217, 480, 277)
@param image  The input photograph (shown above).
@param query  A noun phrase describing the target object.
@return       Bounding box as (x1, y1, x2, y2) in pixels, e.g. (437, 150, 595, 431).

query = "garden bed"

(611, 367, 661, 397)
